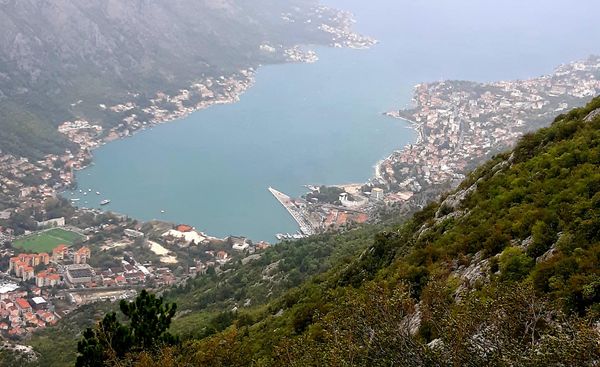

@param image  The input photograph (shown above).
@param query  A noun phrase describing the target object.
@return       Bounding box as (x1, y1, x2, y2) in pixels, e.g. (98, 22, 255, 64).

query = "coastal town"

(269, 185, 370, 239)
(0, 5, 375, 218)
(0, 69, 273, 338)
(2, 56, 599, 243)
(0, 214, 271, 339)
(373, 57, 600, 210)
(267, 57, 600, 233)
(0, 9, 598, 343)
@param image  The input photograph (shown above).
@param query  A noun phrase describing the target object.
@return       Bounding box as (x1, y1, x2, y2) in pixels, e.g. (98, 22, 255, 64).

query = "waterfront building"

(124, 229, 144, 239)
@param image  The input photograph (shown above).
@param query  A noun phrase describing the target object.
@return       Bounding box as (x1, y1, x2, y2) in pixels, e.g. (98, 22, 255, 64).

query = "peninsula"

(269, 57, 600, 233)
(376, 57, 600, 209)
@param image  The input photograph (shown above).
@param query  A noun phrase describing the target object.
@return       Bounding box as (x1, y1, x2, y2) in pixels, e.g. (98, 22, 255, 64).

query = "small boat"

(83, 192, 87, 196)
(96, 192, 101, 195)
(88, 189, 92, 192)
(161, 210, 166, 214)
(71, 198, 80, 202)
(100, 199, 111, 206)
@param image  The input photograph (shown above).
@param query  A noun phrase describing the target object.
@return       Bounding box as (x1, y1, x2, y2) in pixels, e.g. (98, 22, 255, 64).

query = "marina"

(268, 187, 316, 236)
(66, 0, 597, 242)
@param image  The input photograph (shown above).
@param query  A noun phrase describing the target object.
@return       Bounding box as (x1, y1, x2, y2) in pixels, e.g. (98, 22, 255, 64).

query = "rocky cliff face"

(0, 0, 341, 157)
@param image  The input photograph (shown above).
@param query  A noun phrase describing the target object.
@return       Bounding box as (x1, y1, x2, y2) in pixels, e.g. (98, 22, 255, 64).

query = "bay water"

(71, 0, 600, 241)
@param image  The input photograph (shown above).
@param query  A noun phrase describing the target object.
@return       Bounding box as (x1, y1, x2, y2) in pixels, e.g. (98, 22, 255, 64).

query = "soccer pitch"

(13, 228, 84, 253)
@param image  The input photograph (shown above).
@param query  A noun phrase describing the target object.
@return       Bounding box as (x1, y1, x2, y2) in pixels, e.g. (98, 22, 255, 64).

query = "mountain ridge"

(0, 0, 354, 158)
(18, 97, 600, 367)
(159, 98, 600, 365)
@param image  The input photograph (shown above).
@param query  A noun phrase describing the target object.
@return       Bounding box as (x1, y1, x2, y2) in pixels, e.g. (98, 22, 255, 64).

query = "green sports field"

(13, 228, 84, 253)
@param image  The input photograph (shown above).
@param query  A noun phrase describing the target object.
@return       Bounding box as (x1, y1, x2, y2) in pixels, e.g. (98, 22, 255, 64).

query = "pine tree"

(76, 290, 178, 367)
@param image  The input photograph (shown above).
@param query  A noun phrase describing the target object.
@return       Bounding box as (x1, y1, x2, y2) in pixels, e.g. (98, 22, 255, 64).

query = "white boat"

(96, 192, 100, 195)
(100, 199, 111, 206)
(71, 198, 80, 202)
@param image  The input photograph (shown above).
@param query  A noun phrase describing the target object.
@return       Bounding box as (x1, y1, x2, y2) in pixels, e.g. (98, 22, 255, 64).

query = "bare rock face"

(584, 107, 600, 122)
(453, 250, 492, 299)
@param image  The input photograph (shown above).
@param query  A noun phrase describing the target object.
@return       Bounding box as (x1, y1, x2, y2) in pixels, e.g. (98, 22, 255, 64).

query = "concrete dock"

(268, 187, 316, 236)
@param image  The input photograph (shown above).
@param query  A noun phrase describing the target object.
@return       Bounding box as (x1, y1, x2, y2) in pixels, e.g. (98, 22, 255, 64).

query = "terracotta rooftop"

(15, 298, 31, 309)
(76, 246, 91, 254)
(53, 244, 68, 252)
(176, 224, 193, 232)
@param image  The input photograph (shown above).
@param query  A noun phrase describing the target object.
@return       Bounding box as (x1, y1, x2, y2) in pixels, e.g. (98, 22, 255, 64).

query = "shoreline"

(372, 111, 423, 183)
(372, 57, 600, 201)
(57, 56, 600, 240)
(60, 70, 258, 181)
(53, 19, 378, 239)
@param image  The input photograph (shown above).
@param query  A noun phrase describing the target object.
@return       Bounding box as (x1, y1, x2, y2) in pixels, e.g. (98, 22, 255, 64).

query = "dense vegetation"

(129, 97, 599, 365)
(10, 99, 600, 366)
(76, 290, 177, 367)
(22, 222, 391, 366)
(0, 0, 342, 158)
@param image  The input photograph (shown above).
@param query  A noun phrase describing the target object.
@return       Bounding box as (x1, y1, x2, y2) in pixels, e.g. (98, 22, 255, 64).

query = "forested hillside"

(14, 98, 600, 366)
(140, 97, 600, 366)
(0, 0, 345, 158)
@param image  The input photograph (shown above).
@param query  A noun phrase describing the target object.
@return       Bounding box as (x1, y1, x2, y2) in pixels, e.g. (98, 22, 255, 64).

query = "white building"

(162, 229, 206, 245)
(37, 217, 65, 228)
(371, 188, 385, 200)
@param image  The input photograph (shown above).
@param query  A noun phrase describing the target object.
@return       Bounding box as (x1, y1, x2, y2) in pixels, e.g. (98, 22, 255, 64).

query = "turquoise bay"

(72, 46, 417, 241)
(71, 0, 600, 241)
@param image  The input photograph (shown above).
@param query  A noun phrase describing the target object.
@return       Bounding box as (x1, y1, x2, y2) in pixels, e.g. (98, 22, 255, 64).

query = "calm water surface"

(70, 0, 600, 241)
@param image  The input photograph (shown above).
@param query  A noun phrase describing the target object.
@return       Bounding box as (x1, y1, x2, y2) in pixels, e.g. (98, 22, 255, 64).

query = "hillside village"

(0, 214, 271, 340)
(0, 50, 598, 343)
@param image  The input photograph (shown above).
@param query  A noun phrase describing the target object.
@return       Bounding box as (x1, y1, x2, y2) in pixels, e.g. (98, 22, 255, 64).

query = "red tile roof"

(176, 224, 193, 232)
(53, 244, 69, 253)
(76, 246, 91, 255)
(15, 298, 31, 310)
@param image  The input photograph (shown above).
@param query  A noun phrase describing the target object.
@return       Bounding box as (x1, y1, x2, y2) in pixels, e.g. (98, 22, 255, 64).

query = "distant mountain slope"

(0, 0, 346, 158)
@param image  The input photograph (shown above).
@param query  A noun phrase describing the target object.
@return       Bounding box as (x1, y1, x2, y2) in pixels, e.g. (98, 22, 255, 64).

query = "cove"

(70, 0, 600, 242)
(70, 47, 417, 241)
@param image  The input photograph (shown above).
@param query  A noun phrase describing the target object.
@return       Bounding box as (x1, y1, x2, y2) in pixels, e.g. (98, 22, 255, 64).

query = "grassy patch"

(13, 228, 84, 253)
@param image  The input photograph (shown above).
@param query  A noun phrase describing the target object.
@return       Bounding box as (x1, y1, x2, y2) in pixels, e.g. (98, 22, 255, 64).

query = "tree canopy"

(76, 290, 177, 367)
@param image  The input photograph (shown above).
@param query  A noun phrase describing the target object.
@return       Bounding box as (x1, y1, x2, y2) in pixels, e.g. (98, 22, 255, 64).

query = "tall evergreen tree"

(76, 290, 178, 367)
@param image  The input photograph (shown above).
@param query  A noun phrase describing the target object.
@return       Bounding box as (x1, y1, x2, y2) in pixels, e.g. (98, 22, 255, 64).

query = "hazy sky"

(323, 0, 600, 81)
